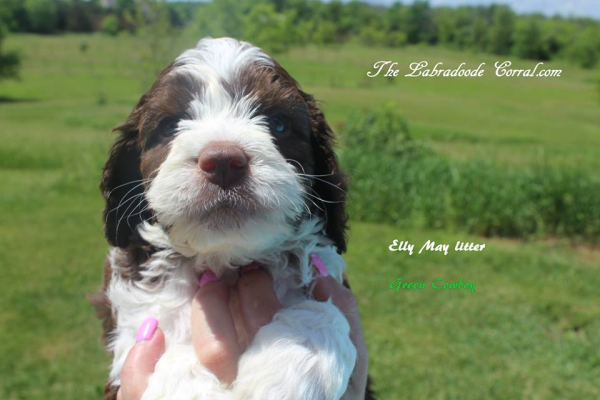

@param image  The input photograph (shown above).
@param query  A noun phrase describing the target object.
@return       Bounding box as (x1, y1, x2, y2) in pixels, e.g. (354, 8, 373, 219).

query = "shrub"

(0, 21, 20, 81)
(312, 20, 338, 45)
(102, 15, 119, 36)
(568, 27, 600, 69)
(359, 25, 385, 46)
(340, 105, 600, 242)
(385, 31, 408, 47)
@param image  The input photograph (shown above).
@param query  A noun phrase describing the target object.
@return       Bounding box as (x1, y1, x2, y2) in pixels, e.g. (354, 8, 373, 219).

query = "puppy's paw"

(142, 345, 230, 400)
(232, 300, 356, 400)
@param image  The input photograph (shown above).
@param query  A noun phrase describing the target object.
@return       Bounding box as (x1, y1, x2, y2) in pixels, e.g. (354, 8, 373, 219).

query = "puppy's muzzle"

(198, 141, 249, 189)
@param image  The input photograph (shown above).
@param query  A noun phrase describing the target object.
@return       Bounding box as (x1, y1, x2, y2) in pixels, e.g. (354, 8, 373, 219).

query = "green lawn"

(1, 33, 599, 399)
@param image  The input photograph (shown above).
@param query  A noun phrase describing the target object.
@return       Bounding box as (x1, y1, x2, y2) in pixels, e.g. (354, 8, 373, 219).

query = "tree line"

(196, 0, 600, 68)
(1, 0, 600, 84)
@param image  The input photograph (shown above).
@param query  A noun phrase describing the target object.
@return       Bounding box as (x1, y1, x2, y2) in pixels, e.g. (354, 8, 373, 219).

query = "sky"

(362, 0, 600, 19)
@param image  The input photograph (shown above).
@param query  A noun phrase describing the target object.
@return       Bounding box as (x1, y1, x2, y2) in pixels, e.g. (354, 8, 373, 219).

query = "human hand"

(117, 265, 368, 400)
(117, 266, 282, 399)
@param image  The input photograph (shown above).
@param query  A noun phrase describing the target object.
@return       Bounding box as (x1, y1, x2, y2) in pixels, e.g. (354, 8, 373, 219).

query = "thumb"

(119, 318, 165, 400)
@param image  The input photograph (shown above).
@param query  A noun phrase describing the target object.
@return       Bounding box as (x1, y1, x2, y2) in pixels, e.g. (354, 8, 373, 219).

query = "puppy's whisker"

(302, 174, 347, 195)
(125, 197, 147, 231)
(114, 182, 146, 209)
(129, 203, 151, 220)
(302, 191, 325, 213)
(105, 190, 145, 223)
(304, 191, 344, 204)
(296, 172, 336, 178)
(279, 191, 301, 215)
(108, 181, 146, 213)
(106, 179, 151, 199)
(116, 193, 145, 239)
(287, 160, 345, 195)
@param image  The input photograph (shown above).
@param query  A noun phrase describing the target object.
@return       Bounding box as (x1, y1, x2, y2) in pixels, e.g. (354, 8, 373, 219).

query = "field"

(1, 34, 599, 399)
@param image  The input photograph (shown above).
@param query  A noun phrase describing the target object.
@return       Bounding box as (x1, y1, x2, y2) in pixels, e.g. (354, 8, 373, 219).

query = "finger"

(120, 318, 165, 400)
(192, 271, 241, 385)
(312, 269, 369, 399)
(237, 266, 282, 341)
(313, 275, 358, 316)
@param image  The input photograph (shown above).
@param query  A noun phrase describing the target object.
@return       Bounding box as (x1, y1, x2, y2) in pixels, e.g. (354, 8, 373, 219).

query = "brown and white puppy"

(94, 37, 371, 400)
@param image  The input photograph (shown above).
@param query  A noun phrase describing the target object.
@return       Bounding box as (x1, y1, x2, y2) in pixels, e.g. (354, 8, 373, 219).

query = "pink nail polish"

(199, 270, 219, 287)
(240, 262, 260, 275)
(136, 317, 158, 343)
(310, 253, 328, 277)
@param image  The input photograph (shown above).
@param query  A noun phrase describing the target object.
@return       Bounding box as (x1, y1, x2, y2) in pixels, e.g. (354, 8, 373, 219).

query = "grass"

(349, 224, 600, 399)
(0, 33, 599, 399)
(278, 43, 600, 168)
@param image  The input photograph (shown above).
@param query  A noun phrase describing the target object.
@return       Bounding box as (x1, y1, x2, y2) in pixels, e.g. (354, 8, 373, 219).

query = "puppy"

(93, 37, 366, 400)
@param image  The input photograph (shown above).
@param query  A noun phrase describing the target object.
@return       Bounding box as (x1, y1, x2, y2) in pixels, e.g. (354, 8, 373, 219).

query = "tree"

(469, 16, 488, 51)
(136, 1, 180, 86)
(359, 24, 385, 46)
(488, 6, 514, 55)
(195, 0, 248, 38)
(404, 1, 436, 44)
(569, 27, 600, 68)
(386, 31, 407, 47)
(312, 20, 338, 45)
(434, 7, 458, 45)
(0, 21, 20, 83)
(24, 0, 58, 34)
(513, 18, 548, 60)
(66, 0, 95, 32)
(102, 15, 119, 36)
(339, 1, 377, 37)
(0, 0, 30, 32)
(242, 3, 290, 54)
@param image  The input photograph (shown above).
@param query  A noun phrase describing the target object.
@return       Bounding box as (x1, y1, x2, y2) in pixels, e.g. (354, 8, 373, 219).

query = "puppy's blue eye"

(268, 116, 289, 136)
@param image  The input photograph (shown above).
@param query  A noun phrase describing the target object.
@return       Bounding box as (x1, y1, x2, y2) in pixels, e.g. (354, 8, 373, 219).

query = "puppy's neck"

(134, 218, 327, 270)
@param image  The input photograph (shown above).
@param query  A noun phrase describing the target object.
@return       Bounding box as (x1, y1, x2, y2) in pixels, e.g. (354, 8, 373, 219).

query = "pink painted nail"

(199, 270, 219, 288)
(136, 317, 158, 343)
(240, 262, 260, 275)
(310, 253, 328, 277)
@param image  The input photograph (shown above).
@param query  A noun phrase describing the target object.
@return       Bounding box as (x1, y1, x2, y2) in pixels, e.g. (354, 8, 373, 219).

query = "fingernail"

(240, 262, 260, 275)
(199, 270, 219, 288)
(136, 317, 158, 343)
(310, 253, 328, 277)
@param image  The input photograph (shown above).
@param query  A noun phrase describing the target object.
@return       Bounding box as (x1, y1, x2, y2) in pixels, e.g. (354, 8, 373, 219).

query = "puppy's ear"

(100, 95, 150, 248)
(302, 91, 348, 253)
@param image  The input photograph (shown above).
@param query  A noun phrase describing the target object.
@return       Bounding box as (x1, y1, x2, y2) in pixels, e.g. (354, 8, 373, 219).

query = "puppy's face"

(101, 38, 346, 256)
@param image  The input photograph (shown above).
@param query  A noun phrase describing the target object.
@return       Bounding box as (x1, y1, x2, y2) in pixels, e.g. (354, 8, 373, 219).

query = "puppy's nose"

(198, 142, 248, 189)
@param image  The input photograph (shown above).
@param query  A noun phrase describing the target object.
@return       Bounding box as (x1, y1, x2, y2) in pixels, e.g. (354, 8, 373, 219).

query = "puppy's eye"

(161, 118, 179, 137)
(267, 115, 290, 137)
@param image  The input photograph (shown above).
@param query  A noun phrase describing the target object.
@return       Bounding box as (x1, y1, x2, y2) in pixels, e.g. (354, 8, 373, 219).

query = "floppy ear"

(100, 96, 151, 248)
(302, 91, 348, 253)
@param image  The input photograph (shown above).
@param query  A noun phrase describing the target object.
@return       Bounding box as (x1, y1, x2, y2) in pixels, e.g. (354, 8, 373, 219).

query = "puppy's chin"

(191, 190, 266, 231)
(196, 206, 253, 231)
(140, 209, 293, 260)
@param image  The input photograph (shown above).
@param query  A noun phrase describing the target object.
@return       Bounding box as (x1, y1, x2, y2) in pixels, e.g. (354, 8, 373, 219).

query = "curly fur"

(92, 37, 375, 400)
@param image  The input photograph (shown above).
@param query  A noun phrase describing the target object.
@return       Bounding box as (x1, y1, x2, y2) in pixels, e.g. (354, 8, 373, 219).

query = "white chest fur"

(105, 227, 354, 400)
